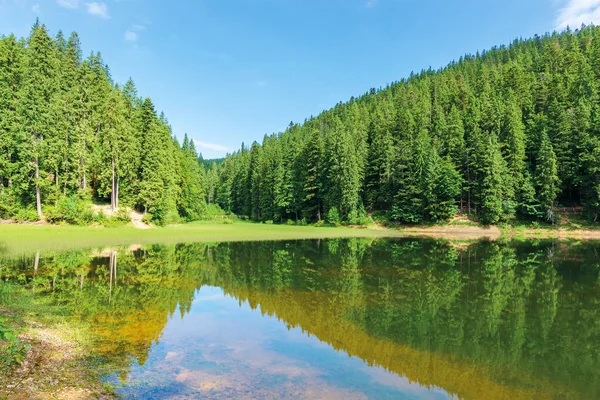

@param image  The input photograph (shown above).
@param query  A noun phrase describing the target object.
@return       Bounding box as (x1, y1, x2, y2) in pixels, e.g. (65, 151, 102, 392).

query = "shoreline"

(0, 221, 599, 257)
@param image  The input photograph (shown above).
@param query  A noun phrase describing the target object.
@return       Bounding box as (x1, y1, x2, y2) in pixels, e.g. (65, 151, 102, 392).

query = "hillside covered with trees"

(0, 21, 212, 224)
(211, 25, 600, 225)
(2, 22, 600, 226)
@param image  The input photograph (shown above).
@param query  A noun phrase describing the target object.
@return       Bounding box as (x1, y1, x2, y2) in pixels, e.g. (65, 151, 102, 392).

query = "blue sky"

(1, 0, 599, 158)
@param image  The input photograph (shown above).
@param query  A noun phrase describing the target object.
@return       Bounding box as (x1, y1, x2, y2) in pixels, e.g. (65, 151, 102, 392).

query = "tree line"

(0, 21, 211, 224)
(211, 25, 600, 225)
(3, 22, 600, 226)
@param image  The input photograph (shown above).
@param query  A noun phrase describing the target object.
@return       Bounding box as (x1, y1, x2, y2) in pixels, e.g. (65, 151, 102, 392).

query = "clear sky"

(1, 0, 599, 158)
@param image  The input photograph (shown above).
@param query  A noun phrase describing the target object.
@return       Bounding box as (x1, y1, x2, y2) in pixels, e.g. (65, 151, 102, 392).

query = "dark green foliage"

(4, 23, 600, 225)
(213, 25, 600, 225)
(536, 131, 561, 223)
(0, 22, 209, 224)
(45, 195, 92, 225)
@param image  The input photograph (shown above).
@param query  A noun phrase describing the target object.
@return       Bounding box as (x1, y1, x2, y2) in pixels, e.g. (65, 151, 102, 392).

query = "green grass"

(0, 221, 403, 256)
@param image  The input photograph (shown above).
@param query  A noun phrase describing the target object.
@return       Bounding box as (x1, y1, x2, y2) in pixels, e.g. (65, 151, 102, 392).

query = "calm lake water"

(1, 238, 599, 399)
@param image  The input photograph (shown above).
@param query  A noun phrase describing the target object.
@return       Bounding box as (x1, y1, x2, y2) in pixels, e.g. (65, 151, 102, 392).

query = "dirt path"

(129, 210, 150, 229)
(399, 225, 503, 240)
(90, 205, 151, 230)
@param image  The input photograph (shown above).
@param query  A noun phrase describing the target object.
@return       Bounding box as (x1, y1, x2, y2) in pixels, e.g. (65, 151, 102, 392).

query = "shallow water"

(1, 238, 599, 399)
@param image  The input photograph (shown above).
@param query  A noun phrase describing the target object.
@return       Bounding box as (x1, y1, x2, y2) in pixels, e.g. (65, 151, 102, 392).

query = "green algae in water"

(1, 238, 599, 399)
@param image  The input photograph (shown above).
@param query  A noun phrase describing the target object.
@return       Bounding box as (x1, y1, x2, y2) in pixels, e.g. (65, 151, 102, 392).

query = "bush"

(148, 207, 180, 226)
(203, 204, 229, 220)
(371, 210, 389, 224)
(326, 207, 341, 227)
(264, 220, 274, 225)
(0, 318, 28, 373)
(94, 210, 107, 224)
(142, 212, 153, 225)
(0, 194, 17, 219)
(297, 218, 308, 226)
(286, 219, 294, 225)
(222, 218, 234, 225)
(14, 208, 39, 223)
(348, 206, 372, 226)
(389, 205, 423, 224)
(569, 222, 582, 231)
(313, 220, 325, 227)
(114, 208, 131, 223)
(46, 196, 91, 225)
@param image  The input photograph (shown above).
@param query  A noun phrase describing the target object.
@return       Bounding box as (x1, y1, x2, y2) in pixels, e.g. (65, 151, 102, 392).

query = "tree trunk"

(64, 128, 69, 196)
(34, 251, 39, 275)
(7, 152, 12, 188)
(81, 156, 87, 190)
(116, 176, 119, 210)
(466, 150, 471, 214)
(111, 156, 115, 212)
(35, 156, 43, 219)
(109, 251, 115, 304)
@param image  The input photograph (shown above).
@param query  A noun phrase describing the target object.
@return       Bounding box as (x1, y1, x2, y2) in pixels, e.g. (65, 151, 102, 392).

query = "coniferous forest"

(212, 25, 600, 225)
(2, 22, 600, 225)
(0, 21, 208, 224)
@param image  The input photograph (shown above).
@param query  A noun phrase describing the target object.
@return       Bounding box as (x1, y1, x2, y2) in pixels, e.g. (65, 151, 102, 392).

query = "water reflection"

(1, 238, 599, 399)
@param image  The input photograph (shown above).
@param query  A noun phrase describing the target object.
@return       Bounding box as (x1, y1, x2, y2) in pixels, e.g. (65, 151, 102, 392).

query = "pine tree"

(302, 128, 325, 220)
(19, 22, 57, 218)
(536, 131, 561, 223)
(0, 35, 24, 195)
(325, 117, 360, 220)
(100, 86, 133, 211)
(177, 134, 207, 221)
(479, 135, 508, 225)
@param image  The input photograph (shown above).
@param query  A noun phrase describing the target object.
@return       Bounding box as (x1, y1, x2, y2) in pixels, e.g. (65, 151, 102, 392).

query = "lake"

(1, 238, 599, 399)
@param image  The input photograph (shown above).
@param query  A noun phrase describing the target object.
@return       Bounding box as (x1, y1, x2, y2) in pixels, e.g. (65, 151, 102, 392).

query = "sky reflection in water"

(112, 286, 452, 399)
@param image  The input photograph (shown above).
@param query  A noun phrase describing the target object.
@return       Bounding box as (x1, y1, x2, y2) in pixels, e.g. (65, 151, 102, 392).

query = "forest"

(1, 21, 600, 225)
(211, 25, 600, 225)
(0, 20, 210, 225)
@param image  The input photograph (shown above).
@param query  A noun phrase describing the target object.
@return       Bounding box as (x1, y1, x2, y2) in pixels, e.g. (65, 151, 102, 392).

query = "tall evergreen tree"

(536, 131, 561, 223)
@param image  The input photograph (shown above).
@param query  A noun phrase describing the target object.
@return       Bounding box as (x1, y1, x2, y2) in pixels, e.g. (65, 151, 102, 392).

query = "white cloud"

(365, 0, 377, 7)
(32, 4, 40, 13)
(86, 2, 109, 18)
(131, 24, 146, 31)
(193, 140, 234, 153)
(124, 31, 137, 41)
(556, 0, 600, 30)
(57, 0, 79, 8)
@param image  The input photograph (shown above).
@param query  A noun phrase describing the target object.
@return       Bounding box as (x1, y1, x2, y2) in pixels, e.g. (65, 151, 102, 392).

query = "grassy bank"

(2, 220, 600, 257)
(0, 222, 405, 256)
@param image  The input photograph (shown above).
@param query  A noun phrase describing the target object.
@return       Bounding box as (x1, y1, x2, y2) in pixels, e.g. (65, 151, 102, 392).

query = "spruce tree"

(536, 131, 561, 223)
(479, 135, 508, 225)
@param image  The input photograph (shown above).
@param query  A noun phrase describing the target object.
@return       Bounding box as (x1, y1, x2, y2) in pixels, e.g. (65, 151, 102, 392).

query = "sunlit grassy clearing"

(0, 222, 403, 256)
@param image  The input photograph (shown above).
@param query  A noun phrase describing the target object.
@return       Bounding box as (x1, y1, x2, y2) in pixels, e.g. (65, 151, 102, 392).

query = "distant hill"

(210, 26, 600, 225)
